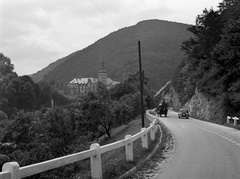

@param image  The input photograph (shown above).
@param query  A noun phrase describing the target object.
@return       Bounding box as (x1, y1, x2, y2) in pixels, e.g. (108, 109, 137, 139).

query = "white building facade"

(67, 63, 119, 96)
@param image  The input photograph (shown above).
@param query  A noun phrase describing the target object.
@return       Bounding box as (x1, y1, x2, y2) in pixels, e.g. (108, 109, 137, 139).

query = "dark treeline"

(0, 53, 69, 117)
(0, 53, 156, 178)
(173, 0, 240, 119)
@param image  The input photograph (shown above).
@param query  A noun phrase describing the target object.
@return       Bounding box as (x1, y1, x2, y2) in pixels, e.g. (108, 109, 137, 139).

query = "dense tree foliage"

(0, 53, 14, 76)
(173, 0, 240, 116)
(0, 48, 156, 178)
(0, 54, 69, 117)
(0, 109, 90, 178)
(82, 81, 136, 139)
(111, 70, 155, 110)
(0, 64, 155, 177)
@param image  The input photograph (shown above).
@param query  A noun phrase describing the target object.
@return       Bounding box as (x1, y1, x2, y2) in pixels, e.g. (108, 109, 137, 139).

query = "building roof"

(69, 77, 119, 86)
(69, 78, 98, 84)
(89, 78, 98, 83)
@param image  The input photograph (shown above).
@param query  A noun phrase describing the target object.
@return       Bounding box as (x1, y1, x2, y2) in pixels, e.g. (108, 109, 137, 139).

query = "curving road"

(152, 110, 240, 179)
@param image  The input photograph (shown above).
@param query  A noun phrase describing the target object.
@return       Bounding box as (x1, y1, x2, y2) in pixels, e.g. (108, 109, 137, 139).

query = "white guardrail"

(0, 110, 158, 179)
(227, 116, 239, 126)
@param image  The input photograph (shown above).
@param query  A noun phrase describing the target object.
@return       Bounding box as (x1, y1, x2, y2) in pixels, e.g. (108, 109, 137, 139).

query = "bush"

(0, 110, 7, 121)
(0, 154, 10, 171)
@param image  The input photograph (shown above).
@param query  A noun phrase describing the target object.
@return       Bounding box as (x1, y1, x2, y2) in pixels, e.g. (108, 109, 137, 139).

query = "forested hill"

(31, 19, 191, 90)
(171, 0, 240, 119)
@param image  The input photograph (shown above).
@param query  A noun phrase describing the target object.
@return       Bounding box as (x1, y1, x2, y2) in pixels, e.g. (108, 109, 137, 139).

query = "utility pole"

(138, 41, 145, 127)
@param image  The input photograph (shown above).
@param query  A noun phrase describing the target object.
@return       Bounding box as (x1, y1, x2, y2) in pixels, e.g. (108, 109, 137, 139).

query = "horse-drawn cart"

(156, 105, 168, 117)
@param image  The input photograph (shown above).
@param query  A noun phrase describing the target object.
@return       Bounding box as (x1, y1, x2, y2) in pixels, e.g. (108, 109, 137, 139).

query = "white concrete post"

(141, 128, 148, 149)
(150, 123, 155, 141)
(233, 117, 239, 126)
(2, 162, 20, 179)
(90, 143, 102, 179)
(125, 135, 133, 161)
(227, 116, 231, 124)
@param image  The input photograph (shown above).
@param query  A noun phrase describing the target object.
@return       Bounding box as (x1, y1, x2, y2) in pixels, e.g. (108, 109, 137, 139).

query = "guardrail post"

(2, 162, 20, 179)
(125, 135, 133, 161)
(90, 143, 102, 179)
(227, 116, 231, 124)
(233, 117, 239, 126)
(141, 128, 148, 149)
(150, 123, 155, 141)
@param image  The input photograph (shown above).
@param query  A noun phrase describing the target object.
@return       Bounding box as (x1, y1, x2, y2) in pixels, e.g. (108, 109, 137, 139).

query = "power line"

(88, 0, 121, 30)
(88, 0, 137, 42)
(88, 0, 145, 127)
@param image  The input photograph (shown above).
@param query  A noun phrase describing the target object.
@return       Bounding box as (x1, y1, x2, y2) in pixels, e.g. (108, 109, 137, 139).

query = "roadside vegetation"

(172, 0, 240, 122)
(0, 53, 158, 178)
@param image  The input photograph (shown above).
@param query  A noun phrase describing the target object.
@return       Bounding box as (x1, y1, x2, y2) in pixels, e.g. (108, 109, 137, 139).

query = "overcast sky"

(0, 0, 221, 76)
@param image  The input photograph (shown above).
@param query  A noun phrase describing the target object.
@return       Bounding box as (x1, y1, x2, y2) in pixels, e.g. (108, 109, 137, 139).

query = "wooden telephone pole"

(138, 41, 145, 128)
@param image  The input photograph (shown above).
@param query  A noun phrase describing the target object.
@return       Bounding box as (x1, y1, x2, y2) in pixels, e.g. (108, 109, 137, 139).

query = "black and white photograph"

(0, 0, 239, 178)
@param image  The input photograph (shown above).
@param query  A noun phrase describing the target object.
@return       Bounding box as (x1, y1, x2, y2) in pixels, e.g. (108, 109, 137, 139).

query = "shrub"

(0, 110, 7, 121)
(0, 154, 10, 171)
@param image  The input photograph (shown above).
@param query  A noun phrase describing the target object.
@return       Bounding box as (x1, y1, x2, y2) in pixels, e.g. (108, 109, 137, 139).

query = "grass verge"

(75, 115, 169, 179)
(101, 117, 167, 179)
(121, 121, 172, 178)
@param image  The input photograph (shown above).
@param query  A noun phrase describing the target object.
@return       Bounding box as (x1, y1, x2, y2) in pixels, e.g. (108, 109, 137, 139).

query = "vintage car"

(178, 109, 189, 119)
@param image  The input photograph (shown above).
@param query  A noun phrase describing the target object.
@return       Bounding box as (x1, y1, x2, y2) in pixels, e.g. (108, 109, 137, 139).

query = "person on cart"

(157, 99, 168, 117)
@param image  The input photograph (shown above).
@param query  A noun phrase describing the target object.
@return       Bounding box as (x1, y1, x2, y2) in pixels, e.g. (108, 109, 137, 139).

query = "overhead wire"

(87, 0, 137, 43)
(88, 0, 122, 30)
(88, 0, 141, 79)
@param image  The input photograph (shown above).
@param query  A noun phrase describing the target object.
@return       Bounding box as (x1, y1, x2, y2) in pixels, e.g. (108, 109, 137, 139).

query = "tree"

(4, 76, 37, 111)
(124, 70, 149, 91)
(96, 81, 110, 102)
(173, 0, 240, 117)
(181, 9, 222, 72)
(0, 53, 14, 76)
(111, 100, 134, 125)
(81, 98, 113, 138)
(38, 81, 52, 107)
(1, 111, 36, 150)
(0, 110, 11, 142)
(176, 7, 224, 101)
(0, 154, 10, 172)
(110, 82, 136, 101)
(0, 73, 18, 116)
(210, 18, 240, 114)
(120, 92, 142, 117)
(42, 108, 83, 156)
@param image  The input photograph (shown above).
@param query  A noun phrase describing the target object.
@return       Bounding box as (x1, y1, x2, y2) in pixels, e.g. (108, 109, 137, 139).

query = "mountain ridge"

(31, 19, 192, 90)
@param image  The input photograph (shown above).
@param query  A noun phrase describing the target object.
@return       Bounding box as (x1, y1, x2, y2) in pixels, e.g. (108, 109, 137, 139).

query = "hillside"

(31, 19, 191, 90)
(159, 2, 240, 123)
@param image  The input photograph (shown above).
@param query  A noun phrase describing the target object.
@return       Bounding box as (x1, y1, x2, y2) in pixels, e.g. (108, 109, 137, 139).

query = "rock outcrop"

(157, 83, 226, 124)
(184, 88, 225, 124)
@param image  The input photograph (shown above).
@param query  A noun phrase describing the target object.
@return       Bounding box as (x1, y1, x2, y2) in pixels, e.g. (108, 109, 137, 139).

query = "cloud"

(2, 33, 68, 74)
(0, 0, 221, 75)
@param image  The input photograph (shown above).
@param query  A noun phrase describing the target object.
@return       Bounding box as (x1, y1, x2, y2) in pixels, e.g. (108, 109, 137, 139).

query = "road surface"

(152, 110, 240, 179)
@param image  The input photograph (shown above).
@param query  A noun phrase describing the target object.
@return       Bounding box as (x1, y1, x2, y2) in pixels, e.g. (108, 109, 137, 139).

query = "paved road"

(152, 110, 240, 179)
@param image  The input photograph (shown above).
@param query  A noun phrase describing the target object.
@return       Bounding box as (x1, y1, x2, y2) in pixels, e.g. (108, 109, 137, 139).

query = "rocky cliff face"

(160, 85, 226, 124)
(185, 88, 225, 123)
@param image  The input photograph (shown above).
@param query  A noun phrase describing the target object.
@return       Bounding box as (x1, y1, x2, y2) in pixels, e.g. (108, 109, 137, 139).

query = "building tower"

(98, 62, 107, 86)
